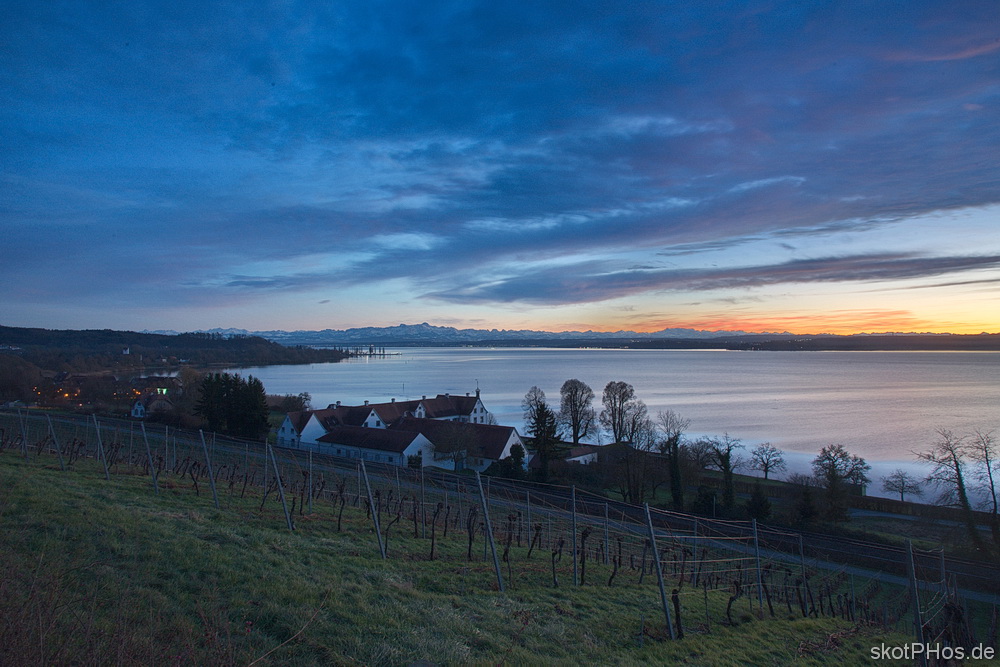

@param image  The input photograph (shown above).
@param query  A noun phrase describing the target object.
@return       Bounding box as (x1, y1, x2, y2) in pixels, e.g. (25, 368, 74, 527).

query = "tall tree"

(812, 444, 870, 522)
(656, 410, 690, 511)
(707, 434, 743, 515)
(558, 379, 596, 445)
(522, 386, 564, 482)
(599, 381, 647, 444)
(748, 442, 787, 481)
(916, 429, 982, 548)
(968, 429, 1000, 549)
(194, 372, 269, 439)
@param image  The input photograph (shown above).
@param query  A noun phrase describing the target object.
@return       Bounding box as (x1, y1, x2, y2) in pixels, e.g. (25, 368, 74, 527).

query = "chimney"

(391, 398, 395, 403)
(422, 395, 426, 400)
(466, 392, 470, 396)
(364, 400, 369, 406)
(336, 400, 341, 407)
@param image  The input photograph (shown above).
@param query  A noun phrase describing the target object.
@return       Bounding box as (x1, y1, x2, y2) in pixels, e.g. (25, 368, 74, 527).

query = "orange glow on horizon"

(552, 310, 998, 336)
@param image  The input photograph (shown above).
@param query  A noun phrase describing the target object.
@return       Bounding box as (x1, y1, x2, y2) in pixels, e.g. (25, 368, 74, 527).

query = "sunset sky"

(3, 1, 999, 335)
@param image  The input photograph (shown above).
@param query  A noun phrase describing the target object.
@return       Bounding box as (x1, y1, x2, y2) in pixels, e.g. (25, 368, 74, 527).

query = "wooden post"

(308, 450, 314, 515)
(140, 422, 159, 494)
(907, 540, 928, 667)
(798, 534, 807, 587)
(17, 408, 29, 461)
(526, 490, 531, 540)
(850, 574, 857, 621)
(572, 486, 579, 586)
(268, 444, 294, 531)
(199, 430, 220, 509)
(46, 415, 66, 471)
(753, 519, 764, 611)
(420, 467, 426, 538)
(939, 549, 947, 596)
(476, 472, 504, 592)
(360, 460, 385, 558)
(604, 502, 610, 565)
(644, 504, 676, 640)
(92, 415, 110, 480)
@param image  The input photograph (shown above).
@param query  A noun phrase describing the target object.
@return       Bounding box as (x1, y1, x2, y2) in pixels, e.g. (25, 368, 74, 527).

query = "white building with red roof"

(274, 390, 522, 472)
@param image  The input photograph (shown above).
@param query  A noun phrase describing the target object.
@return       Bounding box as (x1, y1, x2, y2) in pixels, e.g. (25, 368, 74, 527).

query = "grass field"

(0, 452, 917, 666)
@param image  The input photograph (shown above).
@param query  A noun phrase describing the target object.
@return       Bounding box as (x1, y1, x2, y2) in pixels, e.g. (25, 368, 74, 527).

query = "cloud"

(426, 253, 1000, 305)
(886, 40, 1000, 63)
(3, 1, 1000, 331)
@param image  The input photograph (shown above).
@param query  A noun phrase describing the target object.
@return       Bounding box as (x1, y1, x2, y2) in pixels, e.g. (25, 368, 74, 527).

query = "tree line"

(0, 325, 352, 379)
(516, 378, 999, 553)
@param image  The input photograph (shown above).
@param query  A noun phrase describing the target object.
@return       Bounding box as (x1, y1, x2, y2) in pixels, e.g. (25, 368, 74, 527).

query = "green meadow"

(0, 452, 913, 666)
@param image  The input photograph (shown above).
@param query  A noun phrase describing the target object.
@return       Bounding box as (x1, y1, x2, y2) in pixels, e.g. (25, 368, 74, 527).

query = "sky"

(3, 1, 1000, 335)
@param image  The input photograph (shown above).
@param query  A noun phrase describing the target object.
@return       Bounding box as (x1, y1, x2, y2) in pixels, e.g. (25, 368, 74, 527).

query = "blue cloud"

(2, 0, 999, 328)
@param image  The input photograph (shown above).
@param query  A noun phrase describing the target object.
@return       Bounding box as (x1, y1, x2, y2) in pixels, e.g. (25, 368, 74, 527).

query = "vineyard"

(1, 408, 997, 664)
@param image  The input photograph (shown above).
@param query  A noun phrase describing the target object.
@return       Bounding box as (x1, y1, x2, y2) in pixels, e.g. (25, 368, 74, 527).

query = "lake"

(230, 348, 1000, 496)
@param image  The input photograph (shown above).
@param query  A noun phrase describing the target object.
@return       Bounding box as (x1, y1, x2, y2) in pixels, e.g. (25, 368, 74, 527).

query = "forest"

(0, 325, 351, 373)
(0, 325, 353, 405)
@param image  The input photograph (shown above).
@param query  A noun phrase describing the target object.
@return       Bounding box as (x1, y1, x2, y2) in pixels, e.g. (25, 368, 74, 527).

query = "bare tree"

(684, 438, 716, 471)
(656, 410, 690, 510)
(748, 442, 787, 481)
(706, 434, 743, 515)
(558, 379, 596, 445)
(599, 381, 645, 444)
(881, 469, 923, 502)
(607, 416, 662, 504)
(915, 429, 982, 548)
(811, 444, 870, 522)
(968, 429, 1000, 548)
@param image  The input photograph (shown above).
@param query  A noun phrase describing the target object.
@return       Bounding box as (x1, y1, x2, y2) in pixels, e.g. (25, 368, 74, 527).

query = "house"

(275, 390, 490, 449)
(274, 391, 523, 472)
(314, 425, 433, 467)
(389, 417, 523, 472)
(131, 395, 174, 419)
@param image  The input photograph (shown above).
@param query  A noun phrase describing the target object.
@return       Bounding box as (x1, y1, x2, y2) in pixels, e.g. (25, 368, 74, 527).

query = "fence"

(1, 408, 996, 648)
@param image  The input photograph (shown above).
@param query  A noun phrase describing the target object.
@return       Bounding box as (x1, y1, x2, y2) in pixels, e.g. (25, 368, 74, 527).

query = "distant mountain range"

(145, 322, 784, 345)
(5, 322, 994, 352)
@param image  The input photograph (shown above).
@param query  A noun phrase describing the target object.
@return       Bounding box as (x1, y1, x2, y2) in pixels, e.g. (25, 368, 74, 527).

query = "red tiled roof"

(316, 426, 421, 453)
(419, 394, 479, 419)
(287, 393, 481, 433)
(391, 417, 516, 461)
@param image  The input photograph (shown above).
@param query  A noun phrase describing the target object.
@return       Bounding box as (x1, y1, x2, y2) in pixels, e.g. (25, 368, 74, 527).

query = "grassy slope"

(0, 454, 911, 666)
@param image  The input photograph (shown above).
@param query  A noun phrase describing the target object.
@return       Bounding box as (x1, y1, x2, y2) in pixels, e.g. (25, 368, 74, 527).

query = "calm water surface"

(232, 348, 1000, 491)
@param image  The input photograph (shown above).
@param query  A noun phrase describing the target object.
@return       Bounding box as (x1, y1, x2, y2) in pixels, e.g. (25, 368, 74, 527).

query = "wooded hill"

(0, 325, 351, 372)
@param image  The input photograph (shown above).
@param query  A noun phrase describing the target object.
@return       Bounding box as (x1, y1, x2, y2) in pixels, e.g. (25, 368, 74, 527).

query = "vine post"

(476, 471, 504, 592)
(199, 430, 220, 509)
(644, 504, 676, 640)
